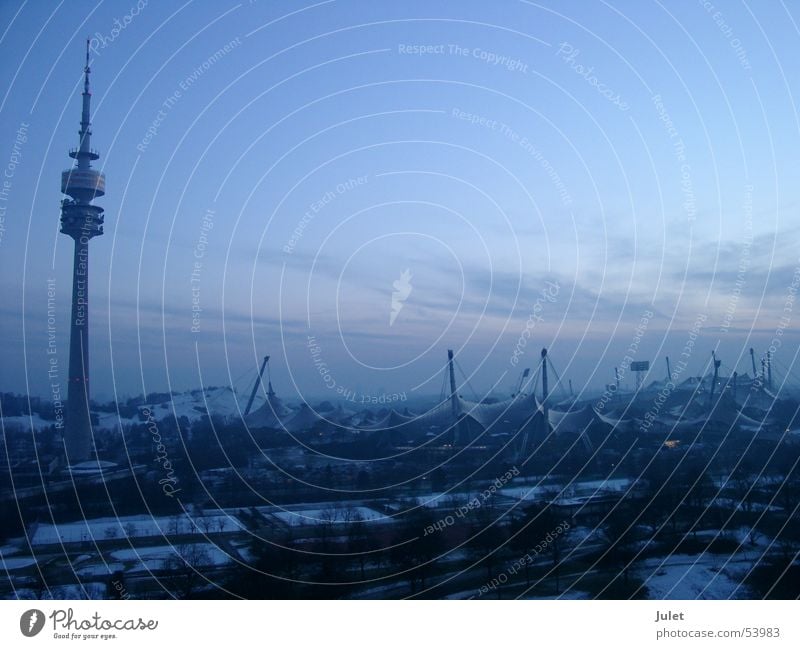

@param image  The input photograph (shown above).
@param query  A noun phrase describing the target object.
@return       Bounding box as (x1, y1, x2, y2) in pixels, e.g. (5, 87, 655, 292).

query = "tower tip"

(83, 38, 91, 94)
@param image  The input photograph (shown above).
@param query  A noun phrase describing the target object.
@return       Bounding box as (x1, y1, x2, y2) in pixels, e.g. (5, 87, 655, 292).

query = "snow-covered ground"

(111, 543, 233, 570)
(1, 556, 37, 570)
(267, 506, 388, 527)
(499, 486, 548, 501)
(12, 583, 107, 599)
(502, 477, 632, 501)
(1, 413, 53, 431)
(416, 491, 491, 508)
(527, 590, 591, 600)
(0, 545, 20, 557)
(31, 511, 245, 545)
(3, 386, 253, 433)
(569, 526, 601, 545)
(417, 492, 451, 508)
(143, 387, 246, 425)
(412, 477, 631, 509)
(572, 478, 631, 492)
(27, 503, 389, 546)
(95, 411, 138, 431)
(76, 560, 125, 578)
(637, 553, 751, 599)
(713, 497, 783, 513)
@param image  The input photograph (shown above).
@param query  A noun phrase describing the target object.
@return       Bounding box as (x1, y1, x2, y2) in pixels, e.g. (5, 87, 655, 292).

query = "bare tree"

(319, 506, 340, 545)
(199, 517, 213, 535)
(347, 511, 369, 580)
(168, 515, 182, 537)
(164, 543, 211, 598)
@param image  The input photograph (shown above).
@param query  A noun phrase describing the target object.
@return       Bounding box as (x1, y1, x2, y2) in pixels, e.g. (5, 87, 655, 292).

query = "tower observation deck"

(60, 39, 105, 464)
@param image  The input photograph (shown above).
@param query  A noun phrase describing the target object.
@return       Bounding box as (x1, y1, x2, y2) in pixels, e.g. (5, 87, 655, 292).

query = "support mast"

(244, 355, 270, 417)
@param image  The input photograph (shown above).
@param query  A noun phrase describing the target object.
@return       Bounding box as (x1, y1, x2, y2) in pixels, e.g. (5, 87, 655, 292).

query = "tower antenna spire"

(84, 37, 91, 89)
(77, 37, 96, 166)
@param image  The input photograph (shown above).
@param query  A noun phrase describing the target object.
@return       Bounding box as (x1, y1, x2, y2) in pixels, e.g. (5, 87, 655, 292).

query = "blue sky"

(1, 0, 800, 403)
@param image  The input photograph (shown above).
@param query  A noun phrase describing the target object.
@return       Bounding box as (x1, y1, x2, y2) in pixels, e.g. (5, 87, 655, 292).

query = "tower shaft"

(541, 348, 549, 433)
(60, 39, 105, 464)
(244, 355, 270, 417)
(767, 350, 773, 389)
(447, 349, 464, 445)
(65, 236, 91, 461)
(709, 352, 721, 409)
(541, 348, 549, 404)
(447, 349, 458, 419)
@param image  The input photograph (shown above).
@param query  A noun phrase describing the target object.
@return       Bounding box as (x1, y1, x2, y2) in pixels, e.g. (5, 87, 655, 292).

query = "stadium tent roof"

(359, 409, 415, 431)
(244, 393, 290, 429)
(282, 403, 326, 433)
(364, 392, 542, 433)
